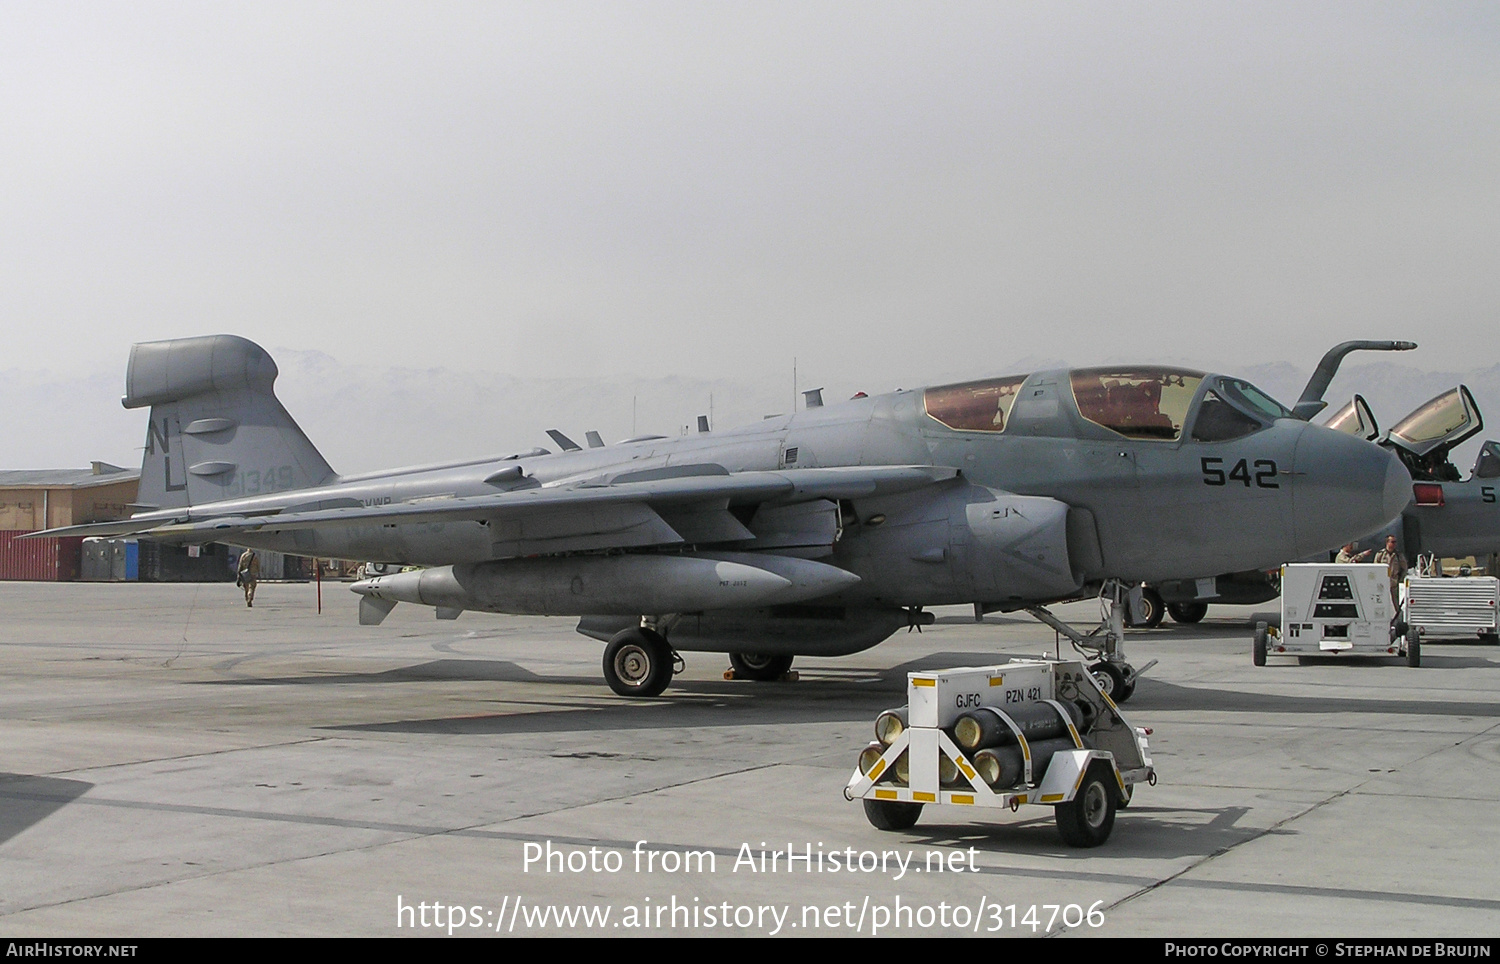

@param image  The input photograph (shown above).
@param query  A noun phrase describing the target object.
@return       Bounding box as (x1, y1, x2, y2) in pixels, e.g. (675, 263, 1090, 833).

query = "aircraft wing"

(31, 465, 957, 557)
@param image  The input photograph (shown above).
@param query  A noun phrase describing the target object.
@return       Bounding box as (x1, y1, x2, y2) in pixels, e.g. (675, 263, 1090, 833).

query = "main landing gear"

(601, 627, 682, 697)
(727, 652, 795, 681)
(1025, 580, 1154, 704)
(598, 623, 799, 696)
(1167, 602, 1209, 624)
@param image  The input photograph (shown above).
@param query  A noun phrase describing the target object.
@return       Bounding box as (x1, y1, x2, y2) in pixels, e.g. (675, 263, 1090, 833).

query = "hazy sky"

(3, 2, 1498, 393)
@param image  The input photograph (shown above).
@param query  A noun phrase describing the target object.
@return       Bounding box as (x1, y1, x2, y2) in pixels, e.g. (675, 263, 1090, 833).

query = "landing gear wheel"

(1137, 588, 1165, 628)
(728, 652, 793, 681)
(1055, 764, 1117, 847)
(1091, 661, 1127, 701)
(1253, 621, 1268, 667)
(1116, 672, 1137, 703)
(602, 628, 675, 697)
(1168, 602, 1208, 624)
(1405, 629, 1421, 668)
(863, 798, 923, 831)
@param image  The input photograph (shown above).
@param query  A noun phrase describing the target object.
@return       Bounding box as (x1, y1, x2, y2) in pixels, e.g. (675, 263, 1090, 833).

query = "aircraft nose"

(1291, 424, 1411, 556)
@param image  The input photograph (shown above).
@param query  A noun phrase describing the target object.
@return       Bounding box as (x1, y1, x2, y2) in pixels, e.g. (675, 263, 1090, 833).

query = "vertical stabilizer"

(124, 335, 335, 509)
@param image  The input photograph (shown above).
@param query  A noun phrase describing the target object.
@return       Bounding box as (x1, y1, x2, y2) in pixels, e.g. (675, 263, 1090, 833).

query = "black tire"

(1138, 588, 1165, 628)
(728, 652, 793, 681)
(1168, 602, 1208, 624)
(1480, 631, 1499, 646)
(1405, 629, 1421, 668)
(602, 628, 674, 697)
(1253, 621, 1268, 667)
(863, 798, 923, 831)
(1116, 675, 1137, 703)
(1091, 661, 1126, 700)
(1055, 764, 1117, 848)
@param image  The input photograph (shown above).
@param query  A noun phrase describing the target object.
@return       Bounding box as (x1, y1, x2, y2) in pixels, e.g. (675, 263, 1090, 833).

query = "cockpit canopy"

(1387, 386, 1483, 457)
(920, 376, 1027, 433)
(1384, 385, 1485, 482)
(1474, 440, 1500, 480)
(923, 367, 1291, 442)
(1322, 395, 1381, 442)
(1069, 368, 1202, 440)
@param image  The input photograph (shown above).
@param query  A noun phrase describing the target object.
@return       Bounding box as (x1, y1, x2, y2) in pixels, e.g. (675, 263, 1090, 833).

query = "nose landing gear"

(1025, 580, 1151, 703)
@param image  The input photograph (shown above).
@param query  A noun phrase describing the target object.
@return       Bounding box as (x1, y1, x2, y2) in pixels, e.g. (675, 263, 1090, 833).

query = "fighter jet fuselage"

(38, 336, 1411, 696)
(120, 363, 1404, 601)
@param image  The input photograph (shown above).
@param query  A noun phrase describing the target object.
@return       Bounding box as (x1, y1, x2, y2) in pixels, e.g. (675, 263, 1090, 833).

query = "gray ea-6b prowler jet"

(1143, 340, 1422, 624)
(1326, 384, 1500, 562)
(1150, 373, 1500, 625)
(33, 335, 1410, 701)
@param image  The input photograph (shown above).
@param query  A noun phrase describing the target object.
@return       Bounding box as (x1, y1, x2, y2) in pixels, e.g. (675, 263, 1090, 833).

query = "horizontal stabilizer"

(18, 515, 185, 540)
(359, 595, 398, 626)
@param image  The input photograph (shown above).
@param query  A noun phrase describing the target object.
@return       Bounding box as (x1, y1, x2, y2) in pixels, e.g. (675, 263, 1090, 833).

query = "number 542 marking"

(1202, 457, 1279, 488)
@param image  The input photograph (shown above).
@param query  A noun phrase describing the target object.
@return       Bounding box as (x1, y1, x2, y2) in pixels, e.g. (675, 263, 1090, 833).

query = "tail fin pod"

(124, 335, 335, 509)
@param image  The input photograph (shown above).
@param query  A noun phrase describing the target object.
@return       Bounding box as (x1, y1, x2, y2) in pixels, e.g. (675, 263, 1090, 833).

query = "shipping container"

(0, 531, 84, 581)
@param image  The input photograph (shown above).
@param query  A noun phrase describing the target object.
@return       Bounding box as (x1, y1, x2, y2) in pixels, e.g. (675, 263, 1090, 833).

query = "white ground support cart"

(1404, 565, 1500, 646)
(844, 660, 1154, 847)
(1254, 563, 1416, 667)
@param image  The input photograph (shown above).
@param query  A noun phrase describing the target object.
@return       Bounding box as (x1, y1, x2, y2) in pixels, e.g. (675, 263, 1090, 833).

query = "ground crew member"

(1336, 542, 1372, 563)
(1374, 535, 1408, 611)
(237, 550, 259, 608)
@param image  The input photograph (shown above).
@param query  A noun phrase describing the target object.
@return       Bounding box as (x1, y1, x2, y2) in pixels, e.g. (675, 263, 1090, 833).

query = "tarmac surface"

(1, 581, 1497, 938)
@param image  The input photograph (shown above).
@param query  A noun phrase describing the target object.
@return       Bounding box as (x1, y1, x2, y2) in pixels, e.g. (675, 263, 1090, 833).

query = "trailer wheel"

(728, 652, 793, 681)
(1090, 661, 1126, 700)
(1055, 764, 1117, 848)
(863, 798, 923, 831)
(1168, 602, 1208, 624)
(1253, 622, 1268, 667)
(602, 628, 674, 697)
(1405, 629, 1421, 668)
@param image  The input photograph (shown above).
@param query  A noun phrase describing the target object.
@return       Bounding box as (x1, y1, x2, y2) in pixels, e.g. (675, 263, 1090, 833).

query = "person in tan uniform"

(1373, 535, 1408, 611)
(236, 550, 260, 608)
(1336, 542, 1372, 564)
